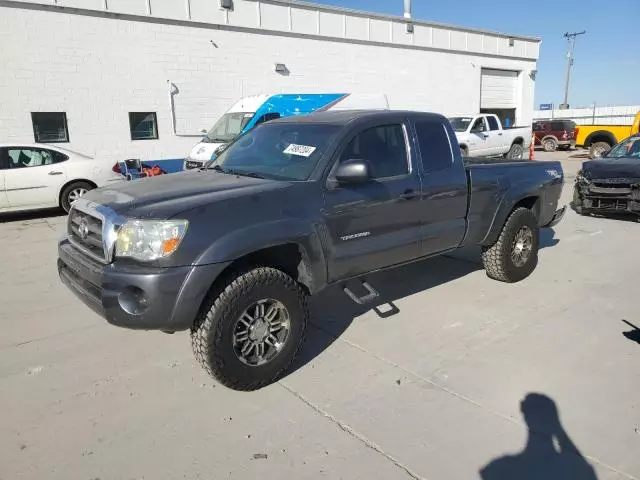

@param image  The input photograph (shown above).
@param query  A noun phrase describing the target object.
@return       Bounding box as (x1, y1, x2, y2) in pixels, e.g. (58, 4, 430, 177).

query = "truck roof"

(271, 110, 446, 126)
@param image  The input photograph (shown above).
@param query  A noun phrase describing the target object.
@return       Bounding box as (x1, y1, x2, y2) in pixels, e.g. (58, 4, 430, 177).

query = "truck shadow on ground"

(479, 393, 598, 480)
(290, 228, 559, 374)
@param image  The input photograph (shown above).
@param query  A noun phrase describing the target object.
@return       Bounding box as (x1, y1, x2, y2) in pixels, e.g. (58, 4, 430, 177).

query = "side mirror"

(335, 159, 371, 184)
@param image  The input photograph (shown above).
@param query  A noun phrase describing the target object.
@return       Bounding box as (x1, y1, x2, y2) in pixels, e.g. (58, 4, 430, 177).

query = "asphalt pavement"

(1, 151, 638, 480)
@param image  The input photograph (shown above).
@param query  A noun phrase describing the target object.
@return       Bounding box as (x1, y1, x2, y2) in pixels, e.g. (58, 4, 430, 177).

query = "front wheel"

(506, 143, 524, 160)
(482, 207, 539, 283)
(60, 181, 94, 213)
(190, 267, 308, 391)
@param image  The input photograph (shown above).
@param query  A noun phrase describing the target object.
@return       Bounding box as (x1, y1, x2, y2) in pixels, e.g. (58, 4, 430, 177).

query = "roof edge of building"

(263, 0, 541, 42)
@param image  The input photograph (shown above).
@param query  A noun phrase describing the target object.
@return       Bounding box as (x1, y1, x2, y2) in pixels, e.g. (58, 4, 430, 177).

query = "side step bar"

(343, 280, 379, 305)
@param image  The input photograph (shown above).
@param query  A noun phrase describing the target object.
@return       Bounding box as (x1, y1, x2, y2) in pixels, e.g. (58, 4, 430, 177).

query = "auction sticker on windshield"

(283, 144, 317, 157)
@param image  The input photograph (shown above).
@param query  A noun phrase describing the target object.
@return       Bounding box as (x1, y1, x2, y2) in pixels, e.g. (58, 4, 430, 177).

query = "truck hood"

(83, 170, 291, 218)
(582, 158, 640, 180)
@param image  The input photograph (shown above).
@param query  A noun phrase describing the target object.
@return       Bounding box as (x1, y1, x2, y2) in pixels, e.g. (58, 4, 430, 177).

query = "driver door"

(469, 117, 490, 155)
(322, 121, 422, 282)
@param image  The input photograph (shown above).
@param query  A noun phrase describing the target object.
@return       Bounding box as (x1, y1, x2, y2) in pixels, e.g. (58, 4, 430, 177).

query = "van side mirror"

(335, 159, 371, 184)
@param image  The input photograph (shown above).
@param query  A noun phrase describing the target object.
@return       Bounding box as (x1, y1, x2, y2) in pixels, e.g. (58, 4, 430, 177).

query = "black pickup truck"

(58, 111, 565, 390)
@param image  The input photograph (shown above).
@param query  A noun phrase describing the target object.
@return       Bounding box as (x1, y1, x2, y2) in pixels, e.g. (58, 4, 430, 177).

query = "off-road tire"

(506, 143, 525, 160)
(542, 137, 558, 152)
(589, 141, 610, 159)
(190, 267, 308, 391)
(60, 181, 94, 213)
(481, 207, 539, 283)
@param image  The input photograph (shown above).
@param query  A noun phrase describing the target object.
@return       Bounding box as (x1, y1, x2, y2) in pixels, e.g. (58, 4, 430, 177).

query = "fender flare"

(481, 189, 542, 246)
(194, 218, 327, 293)
(584, 130, 616, 148)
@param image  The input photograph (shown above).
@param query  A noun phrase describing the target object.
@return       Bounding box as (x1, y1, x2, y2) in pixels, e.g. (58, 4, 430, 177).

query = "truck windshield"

(209, 123, 340, 181)
(606, 136, 640, 158)
(204, 112, 254, 143)
(448, 117, 473, 132)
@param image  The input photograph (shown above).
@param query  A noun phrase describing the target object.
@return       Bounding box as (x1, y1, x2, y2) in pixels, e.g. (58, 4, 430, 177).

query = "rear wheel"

(589, 141, 610, 158)
(60, 181, 94, 213)
(542, 137, 558, 152)
(190, 267, 308, 391)
(482, 207, 539, 283)
(506, 143, 524, 160)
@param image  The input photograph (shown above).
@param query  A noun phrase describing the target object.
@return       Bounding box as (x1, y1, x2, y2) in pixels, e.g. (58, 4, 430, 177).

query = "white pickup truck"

(448, 114, 532, 159)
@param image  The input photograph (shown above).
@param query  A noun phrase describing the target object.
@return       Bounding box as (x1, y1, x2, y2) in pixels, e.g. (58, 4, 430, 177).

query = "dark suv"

(533, 119, 577, 152)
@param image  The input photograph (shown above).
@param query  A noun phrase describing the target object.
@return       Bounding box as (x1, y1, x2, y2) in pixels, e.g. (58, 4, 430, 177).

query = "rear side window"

(414, 120, 453, 173)
(487, 116, 500, 131)
(551, 120, 576, 131)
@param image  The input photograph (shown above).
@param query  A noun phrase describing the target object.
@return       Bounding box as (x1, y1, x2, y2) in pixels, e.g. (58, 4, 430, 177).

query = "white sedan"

(0, 143, 123, 213)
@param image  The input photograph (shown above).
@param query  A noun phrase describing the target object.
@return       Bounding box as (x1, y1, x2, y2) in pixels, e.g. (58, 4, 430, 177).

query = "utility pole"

(560, 30, 586, 109)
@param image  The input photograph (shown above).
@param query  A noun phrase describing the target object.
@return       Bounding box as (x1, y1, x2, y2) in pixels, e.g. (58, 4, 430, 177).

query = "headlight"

(115, 220, 188, 261)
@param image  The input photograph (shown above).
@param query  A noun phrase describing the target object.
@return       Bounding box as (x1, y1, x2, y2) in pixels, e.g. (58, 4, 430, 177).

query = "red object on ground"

(141, 165, 164, 177)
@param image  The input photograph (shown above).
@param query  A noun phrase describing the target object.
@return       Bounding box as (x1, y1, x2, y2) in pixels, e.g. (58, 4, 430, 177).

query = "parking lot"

(1, 151, 639, 480)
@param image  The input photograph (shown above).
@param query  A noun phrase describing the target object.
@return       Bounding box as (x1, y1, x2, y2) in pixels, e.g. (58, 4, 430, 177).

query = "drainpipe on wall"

(167, 80, 204, 137)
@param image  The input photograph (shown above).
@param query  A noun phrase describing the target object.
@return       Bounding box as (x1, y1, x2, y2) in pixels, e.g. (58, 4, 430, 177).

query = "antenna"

(560, 30, 586, 109)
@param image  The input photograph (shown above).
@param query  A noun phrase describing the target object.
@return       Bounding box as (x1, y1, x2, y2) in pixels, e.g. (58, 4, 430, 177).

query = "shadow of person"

(622, 320, 640, 345)
(480, 393, 598, 480)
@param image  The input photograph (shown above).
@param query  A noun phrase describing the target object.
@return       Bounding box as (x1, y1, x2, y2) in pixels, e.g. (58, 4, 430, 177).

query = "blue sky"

(316, 0, 640, 108)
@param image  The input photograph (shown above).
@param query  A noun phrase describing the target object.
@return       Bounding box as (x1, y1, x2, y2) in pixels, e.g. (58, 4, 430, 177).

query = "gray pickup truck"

(58, 111, 565, 390)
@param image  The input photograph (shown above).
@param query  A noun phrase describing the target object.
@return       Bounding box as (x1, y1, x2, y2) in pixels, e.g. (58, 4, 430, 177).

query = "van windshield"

(448, 117, 473, 132)
(205, 112, 254, 143)
(208, 123, 340, 181)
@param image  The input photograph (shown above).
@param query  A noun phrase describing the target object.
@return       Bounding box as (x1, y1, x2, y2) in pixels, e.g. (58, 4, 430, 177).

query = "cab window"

(6, 148, 66, 168)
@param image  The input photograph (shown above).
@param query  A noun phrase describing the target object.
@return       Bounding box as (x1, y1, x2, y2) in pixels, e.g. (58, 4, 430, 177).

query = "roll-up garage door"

(480, 69, 518, 109)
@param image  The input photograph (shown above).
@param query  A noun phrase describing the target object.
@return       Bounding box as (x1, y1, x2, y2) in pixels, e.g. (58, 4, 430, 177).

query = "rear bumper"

(58, 239, 229, 331)
(557, 139, 576, 148)
(543, 206, 566, 228)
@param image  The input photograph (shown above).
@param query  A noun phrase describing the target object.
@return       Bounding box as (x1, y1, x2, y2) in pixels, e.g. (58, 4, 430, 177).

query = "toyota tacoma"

(58, 111, 565, 391)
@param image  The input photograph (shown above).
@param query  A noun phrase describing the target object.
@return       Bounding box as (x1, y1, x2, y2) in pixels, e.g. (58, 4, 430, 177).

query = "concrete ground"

(1, 151, 639, 480)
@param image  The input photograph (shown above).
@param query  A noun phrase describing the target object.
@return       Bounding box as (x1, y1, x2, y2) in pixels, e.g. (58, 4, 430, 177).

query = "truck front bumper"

(58, 239, 229, 332)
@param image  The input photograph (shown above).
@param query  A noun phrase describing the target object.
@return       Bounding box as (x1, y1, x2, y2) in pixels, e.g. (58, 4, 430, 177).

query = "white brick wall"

(1, 3, 538, 163)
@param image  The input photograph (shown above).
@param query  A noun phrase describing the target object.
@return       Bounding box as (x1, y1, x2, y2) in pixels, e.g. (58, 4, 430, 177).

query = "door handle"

(399, 190, 418, 200)
(48, 171, 63, 175)
(482, 133, 489, 138)
(498, 132, 503, 136)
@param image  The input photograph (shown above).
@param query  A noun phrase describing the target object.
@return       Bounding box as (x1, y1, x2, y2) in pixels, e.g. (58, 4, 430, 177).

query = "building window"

(31, 112, 69, 143)
(129, 112, 158, 140)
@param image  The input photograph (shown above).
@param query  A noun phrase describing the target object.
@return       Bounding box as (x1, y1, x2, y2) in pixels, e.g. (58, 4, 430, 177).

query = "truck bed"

(463, 157, 531, 166)
(462, 158, 564, 247)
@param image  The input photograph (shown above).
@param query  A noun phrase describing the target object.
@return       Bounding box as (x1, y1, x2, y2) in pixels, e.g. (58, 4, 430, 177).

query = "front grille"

(184, 160, 201, 170)
(68, 209, 105, 261)
(590, 198, 628, 210)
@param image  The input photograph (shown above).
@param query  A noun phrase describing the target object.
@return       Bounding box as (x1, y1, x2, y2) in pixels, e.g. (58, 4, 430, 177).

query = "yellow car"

(575, 111, 640, 157)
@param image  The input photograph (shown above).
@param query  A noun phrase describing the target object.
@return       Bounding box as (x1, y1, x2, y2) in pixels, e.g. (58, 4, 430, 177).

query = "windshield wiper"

(208, 164, 265, 179)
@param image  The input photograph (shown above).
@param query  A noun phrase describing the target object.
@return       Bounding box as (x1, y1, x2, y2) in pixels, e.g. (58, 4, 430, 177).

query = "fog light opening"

(118, 286, 149, 315)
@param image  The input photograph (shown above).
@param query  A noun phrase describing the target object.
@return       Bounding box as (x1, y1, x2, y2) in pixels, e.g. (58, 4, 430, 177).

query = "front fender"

(195, 219, 327, 293)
